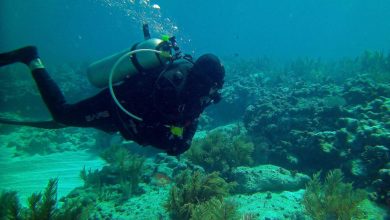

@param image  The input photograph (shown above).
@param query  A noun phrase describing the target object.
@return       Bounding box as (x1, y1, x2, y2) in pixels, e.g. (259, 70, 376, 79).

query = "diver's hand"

(166, 138, 191, 156)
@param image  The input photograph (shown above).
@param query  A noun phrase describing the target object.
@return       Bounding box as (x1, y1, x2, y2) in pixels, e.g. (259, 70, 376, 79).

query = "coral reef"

(241, 74, 389, 204)
(370, 163, 390, 207)
(358, 50, 390, 83)
(303, 169, 367, 220)
(60, 152, 187, 219)
(0, 178, 88, 220)
(0, 191, 21, 220)
(142, 152, 204, 187)
(231, 165, 310, 194)
(1, 125, 99, 156)
(208, 51, 389, 208)
(230, 189, 308, 220)
(190, 197, 240, 220)
(27, 178, 59, 219)
(185, 124, 254, 179)
(54, 150, 206, 219)
(81, 144, 146, 199)
(165, 170, 234, 220)
(242, 79, 347, 169)
(213, 50, 390, 127)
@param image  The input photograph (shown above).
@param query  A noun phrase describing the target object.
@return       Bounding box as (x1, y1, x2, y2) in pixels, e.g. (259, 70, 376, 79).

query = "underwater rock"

(379, 168, 390, 179)
(1, 126, 98, 156)
(343, 87, 369, 105)
(241, 73, 389, 206)
(230, 189, 307, 220)
(231, 165, 310, 194)
(350, 159, 368, 178)
(338, 117, 359, 132)
(361, 145, 389, 173)
(371, 168, 390, 205)
(342, 76, 390, 106)
(143, 153, 204, 187)
(197, 114, 214, 130)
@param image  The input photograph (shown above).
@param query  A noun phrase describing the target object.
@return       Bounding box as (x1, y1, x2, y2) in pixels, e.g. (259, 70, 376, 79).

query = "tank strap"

(130, 42, 168, 74)
(155, 43, 169, 66)
(130, 43, 147, 73)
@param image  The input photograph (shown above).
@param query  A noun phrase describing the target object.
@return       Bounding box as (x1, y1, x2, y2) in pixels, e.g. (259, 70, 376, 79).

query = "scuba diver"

(0, 25, 225, 156)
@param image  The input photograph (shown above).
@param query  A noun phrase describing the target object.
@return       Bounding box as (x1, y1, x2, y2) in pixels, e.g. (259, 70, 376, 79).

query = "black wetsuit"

(31, 60, 203, 155)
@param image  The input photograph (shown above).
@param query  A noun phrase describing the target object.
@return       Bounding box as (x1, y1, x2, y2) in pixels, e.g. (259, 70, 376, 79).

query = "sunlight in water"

(96, 0, 194, 56)
(97, 0, 178, 37)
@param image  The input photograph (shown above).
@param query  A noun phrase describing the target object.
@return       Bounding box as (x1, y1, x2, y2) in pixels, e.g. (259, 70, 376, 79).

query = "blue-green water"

(0, 1, 389, 219)
(2, 0, 390, 63)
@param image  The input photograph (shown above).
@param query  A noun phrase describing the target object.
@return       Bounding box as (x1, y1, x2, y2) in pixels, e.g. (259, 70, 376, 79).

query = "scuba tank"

(87, 26, 177, 88)
(87, 24, 183, 121)
(87, 38, 173, 88)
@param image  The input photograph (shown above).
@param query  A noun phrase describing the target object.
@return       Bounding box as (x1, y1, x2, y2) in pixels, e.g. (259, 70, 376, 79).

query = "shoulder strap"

(152, 59, 194, 122)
